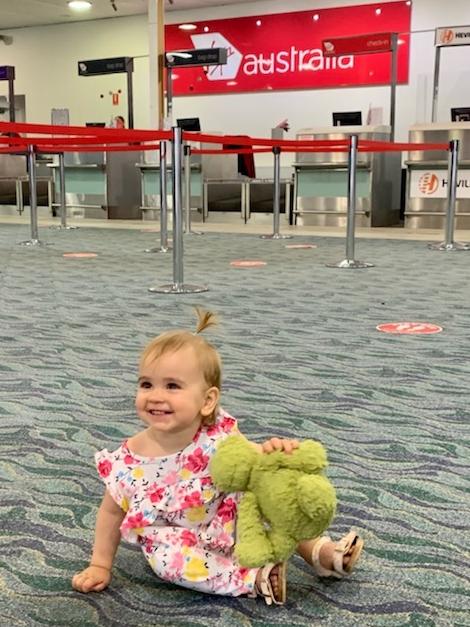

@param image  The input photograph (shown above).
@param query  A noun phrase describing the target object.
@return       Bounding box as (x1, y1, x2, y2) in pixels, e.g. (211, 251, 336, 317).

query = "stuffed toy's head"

(210, 436, 337, 567)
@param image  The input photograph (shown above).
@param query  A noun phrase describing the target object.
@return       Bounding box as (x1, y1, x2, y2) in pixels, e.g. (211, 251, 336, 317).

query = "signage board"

(78, 57, 133, 76)
(165, 1, 410, 95)
(0, 66, 15, 81)
(166, 48, 227, 68)
(409, 170, 470, 199)
(435, 25, 470, 47)
(322, 33, 394, 56)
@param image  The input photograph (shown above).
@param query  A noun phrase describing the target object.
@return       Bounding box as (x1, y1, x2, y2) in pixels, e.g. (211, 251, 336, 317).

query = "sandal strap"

(255, 563, 286, 606)
(311, 531, 362, 579)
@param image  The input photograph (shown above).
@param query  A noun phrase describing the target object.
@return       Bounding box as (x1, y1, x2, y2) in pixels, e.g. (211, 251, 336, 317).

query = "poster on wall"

(165, 1, 411, 96)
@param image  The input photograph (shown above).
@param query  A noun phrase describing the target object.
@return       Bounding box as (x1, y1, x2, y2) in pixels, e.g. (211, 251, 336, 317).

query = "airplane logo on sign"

(190, 33, 242, 80)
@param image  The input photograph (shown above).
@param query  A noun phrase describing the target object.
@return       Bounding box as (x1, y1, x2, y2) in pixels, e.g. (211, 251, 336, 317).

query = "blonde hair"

(140, 307, 221, 425)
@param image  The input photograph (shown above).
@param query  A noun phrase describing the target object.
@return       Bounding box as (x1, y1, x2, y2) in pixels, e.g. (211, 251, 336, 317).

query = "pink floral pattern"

(94, 409, 258, 597)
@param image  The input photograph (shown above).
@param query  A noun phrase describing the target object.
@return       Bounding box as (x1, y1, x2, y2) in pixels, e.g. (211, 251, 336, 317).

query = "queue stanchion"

(145, 140, 171, 253)
(18, 145, 49, 247)
(51, 152, 77, 230)
(326, 134, 373, 269)
(260, 146, 292, 240)
(184, 144, 203, 236)
(148, 126, 208, 294)
(428, 139, 470, 251)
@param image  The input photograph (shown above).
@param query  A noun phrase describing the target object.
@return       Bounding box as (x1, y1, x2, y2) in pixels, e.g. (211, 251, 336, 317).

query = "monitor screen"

(85, 122, 106, 127)
(332, 111, 362, 127)
(176, 117, 201, 132)
(451, 107, 470, 122)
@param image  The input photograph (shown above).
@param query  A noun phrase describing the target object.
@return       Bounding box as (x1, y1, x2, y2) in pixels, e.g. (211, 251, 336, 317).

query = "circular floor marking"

(376, 322, 443, 335)
(63, 252, 98, 259)
(230, 260, 267, 268)
(285, 243, 317, 249)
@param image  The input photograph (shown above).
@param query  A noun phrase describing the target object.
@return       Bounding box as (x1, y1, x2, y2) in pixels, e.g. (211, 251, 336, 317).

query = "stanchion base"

(18, 239, 51, 247)
(185, 230, 204, 236)
(148, 283, 209, 294)
(260, 233, 293, 240)
(326, 259, 374, 269)
(50, 225, 78, 230)
(428, 241, 470, 251)
(144, 246, 172, 253)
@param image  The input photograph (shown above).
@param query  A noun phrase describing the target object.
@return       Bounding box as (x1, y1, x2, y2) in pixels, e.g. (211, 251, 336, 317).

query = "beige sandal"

(311, 531, 364, 578)
(252, 562, 287, 605)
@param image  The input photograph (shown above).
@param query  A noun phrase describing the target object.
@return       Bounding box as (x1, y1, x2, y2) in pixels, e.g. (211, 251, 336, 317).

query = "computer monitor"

(176, 117, 201, 132)
(85, 122, 106, 127)
(451, 107, 470, 122)
(332, 111, 362, 127)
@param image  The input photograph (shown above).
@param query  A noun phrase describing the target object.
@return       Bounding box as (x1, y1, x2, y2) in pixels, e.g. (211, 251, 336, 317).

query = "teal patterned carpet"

(0, 223, 469, 627)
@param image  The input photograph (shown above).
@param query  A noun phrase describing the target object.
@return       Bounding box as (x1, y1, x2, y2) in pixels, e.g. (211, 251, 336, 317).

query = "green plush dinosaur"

(210, 436, 337, 568)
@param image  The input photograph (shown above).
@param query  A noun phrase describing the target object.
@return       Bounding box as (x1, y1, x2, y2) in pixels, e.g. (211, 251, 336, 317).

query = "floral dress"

(95, 409, 258, 596)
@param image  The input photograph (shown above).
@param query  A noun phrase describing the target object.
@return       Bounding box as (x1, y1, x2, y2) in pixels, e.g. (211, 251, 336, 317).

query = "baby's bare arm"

(72, 491, 125, 593)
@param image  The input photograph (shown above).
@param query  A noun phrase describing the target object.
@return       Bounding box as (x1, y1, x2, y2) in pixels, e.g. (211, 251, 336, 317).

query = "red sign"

(376, 322, 443, 335)
(165, 1, 410, 95)
(322, 33, 394, 56)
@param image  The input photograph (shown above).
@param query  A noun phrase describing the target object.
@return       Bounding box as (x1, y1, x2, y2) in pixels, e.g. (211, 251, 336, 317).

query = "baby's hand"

(71, 564, 111, 593)
(260, 437, 300, 455)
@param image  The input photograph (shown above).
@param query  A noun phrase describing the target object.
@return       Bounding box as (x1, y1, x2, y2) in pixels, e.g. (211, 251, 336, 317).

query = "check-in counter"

(49, 151, 142, 219)
(405, 123, 470, 229)
(137, 158, 203, 221)
(293, 125, 401, 227)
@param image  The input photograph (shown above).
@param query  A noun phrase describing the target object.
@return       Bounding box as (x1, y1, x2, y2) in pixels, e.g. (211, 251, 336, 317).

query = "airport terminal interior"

(0, 1, 469, 626)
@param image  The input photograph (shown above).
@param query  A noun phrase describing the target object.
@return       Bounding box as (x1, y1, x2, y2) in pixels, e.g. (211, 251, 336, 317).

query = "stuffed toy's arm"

(235, 492, 275, 568)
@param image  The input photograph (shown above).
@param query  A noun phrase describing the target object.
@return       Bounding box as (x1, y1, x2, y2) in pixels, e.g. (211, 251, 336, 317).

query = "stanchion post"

(183, 143, 203, 236)
(51, 152, 77, 230)
(18, 145, 49, 247)
(428, 139, 470, 251)
(260, 146, 292, 240)
(145, 140, 171, 253)
(148, 126, 208, 293)
(326, 134, 373, 268)
(173, 126, 184, 287)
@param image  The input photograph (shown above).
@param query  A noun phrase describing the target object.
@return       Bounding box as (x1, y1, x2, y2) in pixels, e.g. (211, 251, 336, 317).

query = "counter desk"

(137, 161, 203, 221)
(405, 123, 470, 229)
(49, 151, 141, 219)
(293, 125, 401, 227)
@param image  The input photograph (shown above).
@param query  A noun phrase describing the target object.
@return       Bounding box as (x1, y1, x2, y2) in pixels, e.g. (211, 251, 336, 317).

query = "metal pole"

(59, 152, 67, 227)
(326, 135, 374, 268)
(346, 134, 358, 260)
(160, 141, 169, 249)
(145, 140, 171, 253)
(273, 146, 281, 236)
(260, 146, 292, 240)
(8, 73, 15, 123)
(184, 143, 191, 233)
(183, 143, 203, 236)
(172, 126, 184, 286)
(126, 62, 134, 129)
(428, 139, 470, 251)
(431, 46, 441, 123)
(148, 127, 208, 293)
(50, 152, 77, 230)
(166, 67, 173, 121)
(390, 33, 398, 142)
(19, 145, 48, 246)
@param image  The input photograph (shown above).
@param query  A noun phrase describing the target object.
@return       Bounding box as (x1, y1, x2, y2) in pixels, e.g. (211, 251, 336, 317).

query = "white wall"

(1, 0, 469, 172)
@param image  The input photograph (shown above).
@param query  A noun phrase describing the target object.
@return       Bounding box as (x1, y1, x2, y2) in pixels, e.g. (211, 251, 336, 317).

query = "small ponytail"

(194, 306, 218, 334)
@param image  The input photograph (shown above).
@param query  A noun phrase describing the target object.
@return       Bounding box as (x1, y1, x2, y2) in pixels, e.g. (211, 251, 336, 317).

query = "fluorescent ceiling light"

(68, 0, 92, 10)
(179, 24, 197, 31)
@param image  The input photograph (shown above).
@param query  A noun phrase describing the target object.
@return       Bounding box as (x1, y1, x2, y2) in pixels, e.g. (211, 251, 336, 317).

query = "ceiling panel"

(0, 0, 254, 30)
